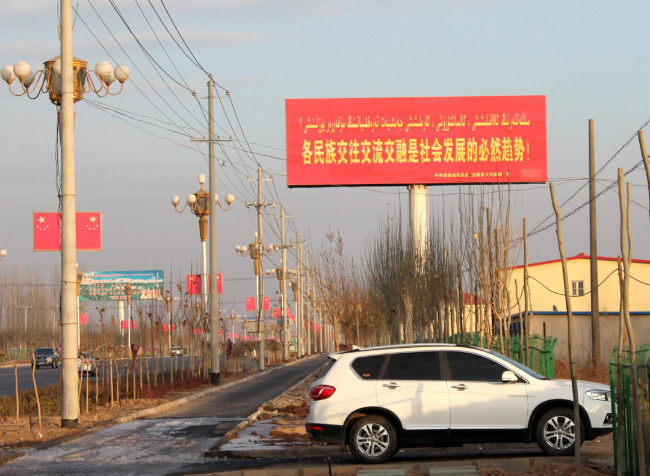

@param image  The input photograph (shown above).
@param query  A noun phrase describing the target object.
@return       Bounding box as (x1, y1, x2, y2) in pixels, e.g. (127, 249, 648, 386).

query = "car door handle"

(451, 384, 468, 391)
(382, 382, 400, 389)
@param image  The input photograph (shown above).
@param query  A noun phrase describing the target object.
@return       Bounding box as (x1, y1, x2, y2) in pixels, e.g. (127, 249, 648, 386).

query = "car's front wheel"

(536, 408, 584, 456)
(348, 415, 398, 464)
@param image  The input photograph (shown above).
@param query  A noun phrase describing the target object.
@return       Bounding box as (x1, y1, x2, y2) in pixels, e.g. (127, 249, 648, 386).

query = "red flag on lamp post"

(187, 274, 222, 295)
(187, 275, 201, 295)
(246, 297, 256, 312)
(33, 212, 102, 251)
(263, 297, 270, 311)
(79, 313, 88, 325)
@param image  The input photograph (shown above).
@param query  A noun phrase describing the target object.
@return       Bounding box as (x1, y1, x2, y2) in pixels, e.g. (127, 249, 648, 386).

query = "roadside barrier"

(609, 344, 650, 476)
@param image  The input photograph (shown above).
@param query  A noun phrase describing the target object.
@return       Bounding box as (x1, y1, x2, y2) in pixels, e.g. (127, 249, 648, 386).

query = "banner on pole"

(263, 296, 270, 311)
(246, 297, 256, 311)
(186, 274, 223, 295)
(33, 212, 103, 251)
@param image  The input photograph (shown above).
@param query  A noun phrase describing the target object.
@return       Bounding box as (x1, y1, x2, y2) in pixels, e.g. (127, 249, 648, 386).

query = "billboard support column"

(408, 185, 429, 259)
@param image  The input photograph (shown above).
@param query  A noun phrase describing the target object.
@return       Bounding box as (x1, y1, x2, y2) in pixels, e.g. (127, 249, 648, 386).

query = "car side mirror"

(502, 371, 518, 383)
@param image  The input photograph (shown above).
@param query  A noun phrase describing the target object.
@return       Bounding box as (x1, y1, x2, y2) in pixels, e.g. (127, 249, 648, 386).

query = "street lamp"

(172, 173, 235, 303)
(172, 173, 234, 385)
(0, 250, 7, 262)
(236, 234, 279, 370)
(2, 48, 130, 430)
(1, 58, 130, 103)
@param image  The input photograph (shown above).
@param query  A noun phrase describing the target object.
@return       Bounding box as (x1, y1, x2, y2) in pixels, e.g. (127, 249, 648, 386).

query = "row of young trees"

(310, 185, 528, 356)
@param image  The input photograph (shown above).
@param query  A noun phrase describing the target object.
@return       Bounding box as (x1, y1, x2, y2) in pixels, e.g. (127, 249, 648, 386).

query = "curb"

(205, 358, 326, 458)
(0, 353, 325, 465)
(192, 455, 592, 475)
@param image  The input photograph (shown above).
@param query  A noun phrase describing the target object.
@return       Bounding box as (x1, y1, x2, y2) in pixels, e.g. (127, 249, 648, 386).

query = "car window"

(316, 358, 336, 379)
(486, 350, 546, 380)
(35, 349, 51, 355)
(447, 351, 507, 382)
(383, 352, 441, 381)
(351, 355, 385, 380)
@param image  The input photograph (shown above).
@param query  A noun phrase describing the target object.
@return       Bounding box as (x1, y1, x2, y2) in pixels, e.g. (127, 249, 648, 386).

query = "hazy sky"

(1, 0, 650, 329)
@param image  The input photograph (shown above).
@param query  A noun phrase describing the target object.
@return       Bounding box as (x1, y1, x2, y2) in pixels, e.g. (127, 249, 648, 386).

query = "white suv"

(306, 344, 612, 464)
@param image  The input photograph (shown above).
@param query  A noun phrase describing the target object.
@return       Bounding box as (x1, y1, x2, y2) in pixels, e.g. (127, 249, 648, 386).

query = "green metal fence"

(609, 345, 650, 476)
(439, 332, 557, 379)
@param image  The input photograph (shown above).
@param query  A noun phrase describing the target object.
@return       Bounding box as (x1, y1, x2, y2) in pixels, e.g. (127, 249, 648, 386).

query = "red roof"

(510, 252, 650, 270)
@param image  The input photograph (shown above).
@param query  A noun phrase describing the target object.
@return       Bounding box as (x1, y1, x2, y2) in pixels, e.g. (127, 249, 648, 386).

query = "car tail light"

(309, 385, 336, 401)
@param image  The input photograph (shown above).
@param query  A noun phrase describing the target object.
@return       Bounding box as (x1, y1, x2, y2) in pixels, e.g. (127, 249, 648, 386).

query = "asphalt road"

(0, 355, 327, 476)
(0, 356, 209, 397)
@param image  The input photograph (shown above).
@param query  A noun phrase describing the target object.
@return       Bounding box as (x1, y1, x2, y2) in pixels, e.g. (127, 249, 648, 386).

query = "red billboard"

(285, 96, 546, 187)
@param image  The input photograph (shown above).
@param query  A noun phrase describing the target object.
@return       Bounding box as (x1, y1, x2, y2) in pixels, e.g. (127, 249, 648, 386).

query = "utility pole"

(60, 0, 79, 429)
(588, 119, 600, 365)
(305, 252, 311, 355)
(295, 233, 304, 358)
(190, 80, 232, 385)
(280, 207, 290, 362)
(246, 167, 273, 370)
(207, 79, 219, 385)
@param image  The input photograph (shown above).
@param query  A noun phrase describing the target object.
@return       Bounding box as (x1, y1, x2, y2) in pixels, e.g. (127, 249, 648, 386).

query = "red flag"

(218, 330, 223, 336)
(33, 212, 61, 251)
(273, 308, 281, 318)
(187, 275, 201, 295)
(131, 320, 137, 330)
(33, 212, 102, 251)
(229, 333, 238, 339)
(263, 297, 270, 311)
(76, 212, 102, 251)
(121, 320, 135, 330)
(246, 297, 256, 312)
(79, 313, 88, 325)
(193, 328, 198, 335)
(188, 274, 220, 294)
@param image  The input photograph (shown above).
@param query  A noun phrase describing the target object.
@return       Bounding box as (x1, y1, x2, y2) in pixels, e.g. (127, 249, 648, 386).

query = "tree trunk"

(549, 183, 582, 471)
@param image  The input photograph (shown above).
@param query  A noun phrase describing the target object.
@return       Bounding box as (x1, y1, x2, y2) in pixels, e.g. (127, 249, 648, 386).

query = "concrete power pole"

(280, 207, 290, 362)
(246, 167, 272, 370)
(208, 79, 220, 385)
(60, 0, 79, 429)
(588, 119, 601, 365)
(305, 252, 312, 355)
(296, 233, 303, 358)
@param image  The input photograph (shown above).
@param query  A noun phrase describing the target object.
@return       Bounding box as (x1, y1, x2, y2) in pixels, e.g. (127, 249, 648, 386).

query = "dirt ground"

(481, 462, 612, 476)
(0, 369, 259, 457)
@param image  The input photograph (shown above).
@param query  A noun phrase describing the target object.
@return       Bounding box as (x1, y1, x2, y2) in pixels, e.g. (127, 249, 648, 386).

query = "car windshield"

(35, 349, 51, 355)
(486, 350, 548, 380)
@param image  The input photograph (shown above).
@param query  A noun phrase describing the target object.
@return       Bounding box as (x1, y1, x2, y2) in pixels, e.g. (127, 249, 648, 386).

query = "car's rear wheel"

(348, 415, 398, 464)
(536, 408, 584, 456)
(35, 365, 39, 369)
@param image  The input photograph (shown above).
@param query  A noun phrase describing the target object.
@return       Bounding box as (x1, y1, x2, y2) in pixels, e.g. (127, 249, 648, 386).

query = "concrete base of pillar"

(210, 372, 220, 386)
(61, 418, 79, 429)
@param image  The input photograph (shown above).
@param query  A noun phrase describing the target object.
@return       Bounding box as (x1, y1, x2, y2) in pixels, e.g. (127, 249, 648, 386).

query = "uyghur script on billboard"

(79, 270, 164, 301)
(285, 96, 547, 187)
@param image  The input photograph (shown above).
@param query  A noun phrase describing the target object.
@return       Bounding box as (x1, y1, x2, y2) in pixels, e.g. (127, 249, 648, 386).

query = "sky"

(1, 0, 650, 332)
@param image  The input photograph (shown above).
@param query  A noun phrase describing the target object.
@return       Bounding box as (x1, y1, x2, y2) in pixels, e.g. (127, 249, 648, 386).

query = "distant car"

(171, 346, 182, 357)
(78, 352, 96, 377)
(32, 347, 59, 369)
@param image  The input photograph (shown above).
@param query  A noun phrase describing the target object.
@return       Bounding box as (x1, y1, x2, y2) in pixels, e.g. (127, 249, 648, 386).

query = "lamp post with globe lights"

(1, 5, 130, 428)
(172, 173, 234, 384)
(236, 236, 280, 370)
